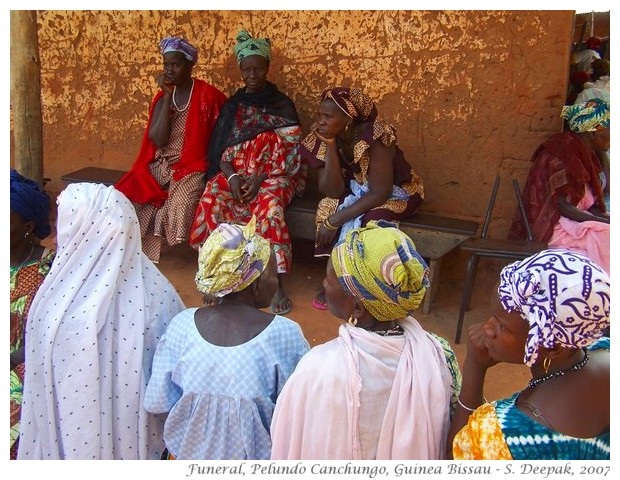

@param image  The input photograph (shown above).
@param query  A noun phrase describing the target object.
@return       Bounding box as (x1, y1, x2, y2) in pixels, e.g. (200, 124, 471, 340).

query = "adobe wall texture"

(13, 10, 574, 236)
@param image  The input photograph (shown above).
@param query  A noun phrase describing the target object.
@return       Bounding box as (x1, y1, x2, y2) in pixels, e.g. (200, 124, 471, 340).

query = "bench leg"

(422, 258, 440, 314)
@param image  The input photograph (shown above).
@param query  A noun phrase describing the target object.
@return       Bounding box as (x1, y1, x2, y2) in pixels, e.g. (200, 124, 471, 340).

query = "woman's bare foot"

(270, 285, 292, 315)
(270, 274, 292, 315)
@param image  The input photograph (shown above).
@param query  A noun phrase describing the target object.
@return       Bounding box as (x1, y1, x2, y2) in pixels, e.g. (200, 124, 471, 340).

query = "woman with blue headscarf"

(447, 249, 609, 459)
(9, 169, 55, 459)
(510, 98, 610, 273)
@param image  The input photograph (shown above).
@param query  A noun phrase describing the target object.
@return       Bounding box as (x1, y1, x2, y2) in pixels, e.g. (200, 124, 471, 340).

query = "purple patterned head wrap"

(498, 249, 610, 367)
(321, 87, 378, 124)
(159, 37, 198, 63)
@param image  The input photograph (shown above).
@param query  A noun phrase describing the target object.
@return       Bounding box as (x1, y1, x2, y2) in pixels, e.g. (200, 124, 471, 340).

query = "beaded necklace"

(370, 324, 404, 337)
(527, 348, 590, 389)
(172, 79, 194, 113)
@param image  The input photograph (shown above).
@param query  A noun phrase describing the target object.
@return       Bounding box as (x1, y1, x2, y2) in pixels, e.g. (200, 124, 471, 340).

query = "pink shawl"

(270, 317, 452, 459)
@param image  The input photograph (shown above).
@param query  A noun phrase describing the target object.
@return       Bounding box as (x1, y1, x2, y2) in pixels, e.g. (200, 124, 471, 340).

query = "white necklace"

(173, 79, 194, 112)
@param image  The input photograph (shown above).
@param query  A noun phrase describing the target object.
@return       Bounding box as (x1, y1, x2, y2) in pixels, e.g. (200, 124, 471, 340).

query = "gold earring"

(347, 315, 358, 326)
(543, 356, 552, 373)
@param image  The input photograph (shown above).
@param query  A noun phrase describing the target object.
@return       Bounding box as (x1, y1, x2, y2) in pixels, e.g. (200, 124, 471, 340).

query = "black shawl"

(207, 81, 300, 178)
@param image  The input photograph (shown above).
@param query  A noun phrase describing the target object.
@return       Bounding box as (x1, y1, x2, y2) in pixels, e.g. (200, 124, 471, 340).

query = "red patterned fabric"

(510, 131, 605, 242)
(116, 79, 226, 207)
(190, 125, 305, 274)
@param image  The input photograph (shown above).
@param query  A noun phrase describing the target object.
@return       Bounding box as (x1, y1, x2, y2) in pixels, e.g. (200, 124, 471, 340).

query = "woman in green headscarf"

(190, 29, 306, 317)
(270, 221, 461, 460)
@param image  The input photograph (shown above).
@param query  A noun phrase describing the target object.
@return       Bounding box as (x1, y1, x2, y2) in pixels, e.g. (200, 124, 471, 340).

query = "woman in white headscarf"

(18, 183, 185, 460)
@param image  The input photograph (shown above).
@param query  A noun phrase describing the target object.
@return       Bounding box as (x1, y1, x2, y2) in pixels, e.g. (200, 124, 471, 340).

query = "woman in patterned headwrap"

(145, 216, 309, 460)
(303, 86, 424, 310)
(447, 249, 610, 460)
(189, 29, 307, 316)
(116, 37, 227, 263)
(510, 98, 610, 273)
(270, 222, 460, 460)
(9, 169, 56, 460)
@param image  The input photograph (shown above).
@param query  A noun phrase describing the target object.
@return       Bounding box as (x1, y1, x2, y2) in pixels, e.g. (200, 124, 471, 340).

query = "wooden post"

(10, 10, 44, 186)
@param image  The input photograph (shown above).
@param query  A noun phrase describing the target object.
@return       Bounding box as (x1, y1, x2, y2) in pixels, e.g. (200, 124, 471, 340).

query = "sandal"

(312, 290, 329, 310)
(270, 302, 292, 316)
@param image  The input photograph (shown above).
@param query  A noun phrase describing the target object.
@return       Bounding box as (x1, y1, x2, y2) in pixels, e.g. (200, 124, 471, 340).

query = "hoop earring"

(543, 356, 552, 373)
(347, 315, 358, 326)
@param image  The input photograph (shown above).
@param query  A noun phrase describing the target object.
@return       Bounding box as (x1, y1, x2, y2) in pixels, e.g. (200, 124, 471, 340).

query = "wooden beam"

(10, 10, 44, 186)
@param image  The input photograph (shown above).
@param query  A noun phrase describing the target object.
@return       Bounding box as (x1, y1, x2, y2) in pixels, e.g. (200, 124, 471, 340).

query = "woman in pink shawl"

(270, 221, 460, 459)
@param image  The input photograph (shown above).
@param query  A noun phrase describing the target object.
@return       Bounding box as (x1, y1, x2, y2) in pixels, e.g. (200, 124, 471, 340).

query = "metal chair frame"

(455, 176, 546, 343)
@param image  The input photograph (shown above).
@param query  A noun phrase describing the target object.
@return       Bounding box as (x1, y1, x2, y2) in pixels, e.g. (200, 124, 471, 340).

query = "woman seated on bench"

(115, 37, 226, 263)
(510, 98, 610, 274)
(189, 29, 306, 316)
(302, 86, 424, 310)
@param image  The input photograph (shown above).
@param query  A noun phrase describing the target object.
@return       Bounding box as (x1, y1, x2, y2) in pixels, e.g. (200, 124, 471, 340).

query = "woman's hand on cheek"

(311, 123, 336, 145)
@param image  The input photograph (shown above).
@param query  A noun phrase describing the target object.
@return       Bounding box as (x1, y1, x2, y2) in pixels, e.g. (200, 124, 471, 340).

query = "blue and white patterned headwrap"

(159, 37, 198, 63)
(498, 249, 610, 367)
(560, 97, 609, 133)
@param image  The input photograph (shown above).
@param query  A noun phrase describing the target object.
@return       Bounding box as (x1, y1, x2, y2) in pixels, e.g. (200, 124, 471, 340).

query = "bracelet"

(227, 173, 240, 183)
(456, 396, 488, 412)
(323, 217, 340, 231)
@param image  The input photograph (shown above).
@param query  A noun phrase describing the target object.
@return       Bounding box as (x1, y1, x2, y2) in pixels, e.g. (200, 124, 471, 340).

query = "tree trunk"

(10, 10, 44, 186)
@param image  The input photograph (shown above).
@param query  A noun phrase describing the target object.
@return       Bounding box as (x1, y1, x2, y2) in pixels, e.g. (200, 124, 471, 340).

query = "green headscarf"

(233, 29, 271, 64)
(331, 221, 430, 321)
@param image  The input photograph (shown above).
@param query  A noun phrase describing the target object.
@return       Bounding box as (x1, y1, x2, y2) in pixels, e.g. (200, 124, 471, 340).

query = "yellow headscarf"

(331, 221, 429, 321)
(195, 217, 271, 297)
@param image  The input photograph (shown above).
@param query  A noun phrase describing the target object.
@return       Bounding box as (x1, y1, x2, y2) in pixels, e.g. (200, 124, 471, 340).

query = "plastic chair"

(455, 176, 547, 343)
